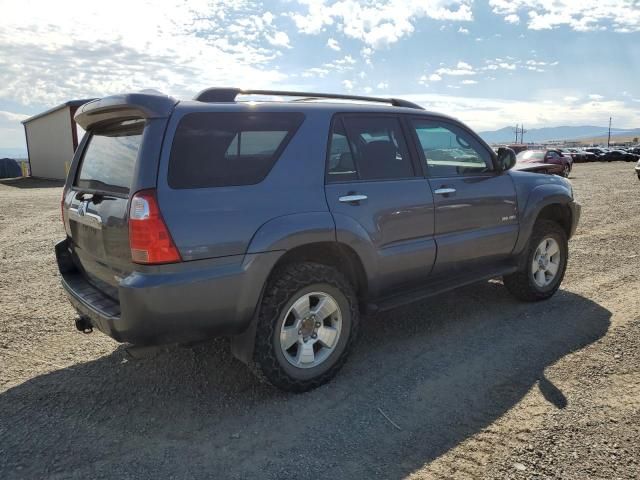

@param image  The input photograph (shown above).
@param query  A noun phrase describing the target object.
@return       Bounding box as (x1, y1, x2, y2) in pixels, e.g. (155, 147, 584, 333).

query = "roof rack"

(193, 88, 424, 110)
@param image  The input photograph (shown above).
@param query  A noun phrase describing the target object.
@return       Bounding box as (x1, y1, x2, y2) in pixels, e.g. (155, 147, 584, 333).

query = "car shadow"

(0, 177, 64, 189)
(0, 282, 610, 479)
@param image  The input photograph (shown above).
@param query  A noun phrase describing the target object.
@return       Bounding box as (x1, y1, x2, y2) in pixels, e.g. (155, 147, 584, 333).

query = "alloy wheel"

(279, 291, 342, 369)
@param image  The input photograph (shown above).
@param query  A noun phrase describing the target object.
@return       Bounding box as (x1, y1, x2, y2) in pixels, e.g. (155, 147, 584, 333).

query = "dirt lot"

(1, 163, 639, 479)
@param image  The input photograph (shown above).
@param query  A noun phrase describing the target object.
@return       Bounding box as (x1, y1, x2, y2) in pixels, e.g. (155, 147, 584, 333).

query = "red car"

(515, 150, 572, 177)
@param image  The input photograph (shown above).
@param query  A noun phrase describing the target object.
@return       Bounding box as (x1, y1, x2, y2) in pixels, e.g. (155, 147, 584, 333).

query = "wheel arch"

(232, 240, 370, 365)
(513, 183, 574, 256)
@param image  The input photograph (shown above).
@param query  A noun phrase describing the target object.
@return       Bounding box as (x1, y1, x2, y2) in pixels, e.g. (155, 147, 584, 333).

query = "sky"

(1, 0, 639, 152)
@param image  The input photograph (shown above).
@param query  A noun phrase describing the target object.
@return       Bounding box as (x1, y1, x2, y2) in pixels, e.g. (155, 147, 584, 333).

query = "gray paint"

(59, 91, 580, 348)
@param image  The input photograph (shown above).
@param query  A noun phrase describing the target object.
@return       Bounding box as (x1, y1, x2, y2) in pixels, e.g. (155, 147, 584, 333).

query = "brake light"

(128, 189, 181, 264)
(61, 187, 70, 236)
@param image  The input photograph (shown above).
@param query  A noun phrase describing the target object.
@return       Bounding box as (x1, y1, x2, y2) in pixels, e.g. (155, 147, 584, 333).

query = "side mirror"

(496, 147, 516, 171)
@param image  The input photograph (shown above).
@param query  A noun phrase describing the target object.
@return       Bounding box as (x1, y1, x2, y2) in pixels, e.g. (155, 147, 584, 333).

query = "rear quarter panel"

(156, 105, 333, 260)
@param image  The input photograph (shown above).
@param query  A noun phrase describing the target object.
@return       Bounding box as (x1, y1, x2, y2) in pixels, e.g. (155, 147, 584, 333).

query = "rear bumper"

(56, 239, 282, 345)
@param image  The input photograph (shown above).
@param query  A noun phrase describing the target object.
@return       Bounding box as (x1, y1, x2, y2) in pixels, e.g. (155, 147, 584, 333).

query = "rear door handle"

(434, 188, 456, 195)
(339, 194, 368, 203)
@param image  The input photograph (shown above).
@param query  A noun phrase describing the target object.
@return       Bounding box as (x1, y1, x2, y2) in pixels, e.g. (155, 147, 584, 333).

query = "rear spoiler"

(74, 91, 178, 130)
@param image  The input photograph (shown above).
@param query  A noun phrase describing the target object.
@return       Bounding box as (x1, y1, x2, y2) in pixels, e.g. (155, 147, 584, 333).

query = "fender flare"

(514, 183, 573, 255)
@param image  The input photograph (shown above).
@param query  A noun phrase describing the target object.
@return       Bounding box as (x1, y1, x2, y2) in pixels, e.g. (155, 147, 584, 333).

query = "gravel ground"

(0, 162, 639, 479)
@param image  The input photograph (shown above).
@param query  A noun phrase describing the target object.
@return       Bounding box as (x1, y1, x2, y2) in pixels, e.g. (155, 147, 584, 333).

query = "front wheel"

(562, 164, 570, 177)
(503, 220, 568, 301)
(252, 262, 359, 392)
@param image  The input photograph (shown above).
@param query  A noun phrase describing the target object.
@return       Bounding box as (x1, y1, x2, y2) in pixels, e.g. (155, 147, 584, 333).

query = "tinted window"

(412, 120, 492, 177)
(340, 116, 414, 181)
(326, 118, 357, 181)
(169, 112, 304, 188)
(76, 119, 144, 194)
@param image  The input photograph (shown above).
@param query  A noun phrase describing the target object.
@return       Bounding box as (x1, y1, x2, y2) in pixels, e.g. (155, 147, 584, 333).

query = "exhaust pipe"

(75, 317, 93, 334)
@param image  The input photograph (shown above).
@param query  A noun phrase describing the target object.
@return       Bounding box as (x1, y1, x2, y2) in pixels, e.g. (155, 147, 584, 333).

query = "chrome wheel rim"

(531, 237, 561, 288)
(279, 291, 342, 369)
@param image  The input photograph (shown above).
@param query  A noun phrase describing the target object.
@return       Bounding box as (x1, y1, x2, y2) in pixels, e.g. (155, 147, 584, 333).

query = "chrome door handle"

(434, 188, 456, 195)
(339, 194, 368, 203)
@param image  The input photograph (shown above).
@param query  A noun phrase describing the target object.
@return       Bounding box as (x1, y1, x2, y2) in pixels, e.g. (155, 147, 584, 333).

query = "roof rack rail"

(193, 88, 424, 110)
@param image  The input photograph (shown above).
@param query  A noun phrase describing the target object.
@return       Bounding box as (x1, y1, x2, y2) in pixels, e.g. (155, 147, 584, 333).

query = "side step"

(368, 265, 518, 313)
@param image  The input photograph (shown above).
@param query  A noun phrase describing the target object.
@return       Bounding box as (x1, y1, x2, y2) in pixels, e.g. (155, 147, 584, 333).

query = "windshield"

(516, 151, 544, 161)
(75, 119, 145, 194)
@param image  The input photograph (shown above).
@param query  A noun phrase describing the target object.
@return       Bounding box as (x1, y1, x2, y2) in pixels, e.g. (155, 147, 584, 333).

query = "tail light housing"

(128, 189, 181, 264)
(61, 187, 71, 236)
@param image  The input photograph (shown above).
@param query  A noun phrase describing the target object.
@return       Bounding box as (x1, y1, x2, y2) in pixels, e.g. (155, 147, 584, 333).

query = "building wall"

(25, 107, 75, 180)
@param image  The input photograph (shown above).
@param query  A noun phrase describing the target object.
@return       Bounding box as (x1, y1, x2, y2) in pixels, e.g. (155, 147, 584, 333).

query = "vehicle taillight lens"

(61, 187, 70, 236)
(128, 189, 181, 264)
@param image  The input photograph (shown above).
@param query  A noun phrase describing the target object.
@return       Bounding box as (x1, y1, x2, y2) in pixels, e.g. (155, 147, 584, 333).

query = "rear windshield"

(76, 119, 144, 194)
(168, 112, 304, 189)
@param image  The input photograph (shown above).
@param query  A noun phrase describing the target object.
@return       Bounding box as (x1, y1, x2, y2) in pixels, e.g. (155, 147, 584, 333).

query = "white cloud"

(461, 79, 478, 84)
(504, 13, 520, 24)
(342, 79, 354, 90)
(429, 73, 443, 81)
(458, 27, 469, 34)
(489, 0, 640, 32)
(0, 111, 29, 149)
(401, 93, 640, 132)
(589, 94, 605, 100)
(327, 38, 341, 51)
(301, 54, 357, 77)
(435, 60, 476, 76)
(266, 31, 291, 48)
(377, 81, 389, 89)
(289, 0, 474, 48)
(564, 96, 579, 102)
(0, 111, 28, 123)
(0, 0, 289, 107)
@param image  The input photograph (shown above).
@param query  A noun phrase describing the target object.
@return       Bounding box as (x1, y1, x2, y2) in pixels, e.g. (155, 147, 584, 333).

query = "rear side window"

(327, 115, 414, 182)
(168, 112, 304, 188)
(76, 119, 144, 194)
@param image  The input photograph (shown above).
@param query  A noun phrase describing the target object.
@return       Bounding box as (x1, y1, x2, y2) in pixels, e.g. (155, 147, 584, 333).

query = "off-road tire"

(503, 220, 568, 302)
(252, 262, 359, 393)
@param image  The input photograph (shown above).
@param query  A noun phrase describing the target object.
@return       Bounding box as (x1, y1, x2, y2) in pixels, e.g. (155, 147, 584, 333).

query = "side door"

(544, 150, 562, 166)
(408, 117, 518, 275)
(324, 114, 436, 296)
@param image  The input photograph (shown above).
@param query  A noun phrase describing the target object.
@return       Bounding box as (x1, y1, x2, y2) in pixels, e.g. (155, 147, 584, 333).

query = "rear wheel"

(503, 220, 568, 301)
(253, 262, 359, 392)
(562, 164, 570, 177)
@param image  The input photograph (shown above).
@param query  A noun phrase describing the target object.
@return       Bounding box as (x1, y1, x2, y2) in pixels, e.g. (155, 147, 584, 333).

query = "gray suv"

(57, 88, 580, 392)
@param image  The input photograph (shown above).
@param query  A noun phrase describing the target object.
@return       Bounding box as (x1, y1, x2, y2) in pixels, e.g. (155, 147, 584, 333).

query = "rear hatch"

(64, 119, 145, 299)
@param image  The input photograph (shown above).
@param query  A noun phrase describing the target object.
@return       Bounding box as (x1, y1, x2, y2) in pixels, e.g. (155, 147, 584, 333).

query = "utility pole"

(514, 124, 519, 143)
(520, 124, 527, 144)
(607, 117, 612, 148)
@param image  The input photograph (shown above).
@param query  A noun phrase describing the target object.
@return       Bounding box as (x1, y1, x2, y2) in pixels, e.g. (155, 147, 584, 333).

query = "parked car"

(56, 89, 580, 392)
(636, 159, 640, 180)
(516, 149, 572, 177)
(585, 147, 607, 160)
(601, 150, 639, 162)
(558, 148, 583, 163)
(562, 148, 597, 163)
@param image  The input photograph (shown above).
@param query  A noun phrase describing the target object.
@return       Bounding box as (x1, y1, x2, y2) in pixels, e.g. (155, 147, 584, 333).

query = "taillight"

(61, 187, 70, 236)
(128, 189, 181, 264)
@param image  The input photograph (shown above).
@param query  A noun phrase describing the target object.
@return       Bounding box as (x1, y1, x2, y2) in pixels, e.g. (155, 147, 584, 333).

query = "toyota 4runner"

(57, 88, 580, 392)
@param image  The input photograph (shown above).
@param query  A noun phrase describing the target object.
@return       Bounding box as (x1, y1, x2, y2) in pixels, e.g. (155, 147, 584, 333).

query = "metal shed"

(21, 99, 94, 180)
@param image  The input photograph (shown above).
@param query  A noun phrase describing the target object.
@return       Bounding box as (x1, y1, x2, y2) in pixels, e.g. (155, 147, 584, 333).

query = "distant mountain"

(479, 125, 640, 144)
(0, 147, 27, 159)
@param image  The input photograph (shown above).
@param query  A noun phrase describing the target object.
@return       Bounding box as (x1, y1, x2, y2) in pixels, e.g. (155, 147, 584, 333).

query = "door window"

(326, 116, 414, 182)
(168, 112, 304, 188)
(411, 120, 492, 177)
